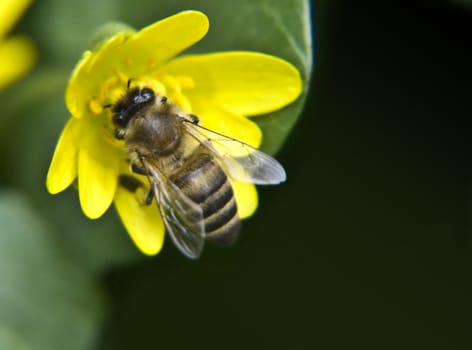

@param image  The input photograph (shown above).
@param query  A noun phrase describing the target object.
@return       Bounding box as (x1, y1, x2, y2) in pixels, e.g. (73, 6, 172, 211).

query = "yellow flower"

(46, 11, 302, 256)
(0, 0, 36, 90)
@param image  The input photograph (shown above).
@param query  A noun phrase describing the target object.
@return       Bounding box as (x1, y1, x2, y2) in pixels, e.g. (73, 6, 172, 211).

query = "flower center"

(86, 71, 196, 148)
(159, 74, 195, 112)
(88, 71, 195, 116)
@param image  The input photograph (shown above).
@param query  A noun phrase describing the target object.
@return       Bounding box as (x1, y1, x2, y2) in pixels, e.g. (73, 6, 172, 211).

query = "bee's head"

(111, 86, 156, 128)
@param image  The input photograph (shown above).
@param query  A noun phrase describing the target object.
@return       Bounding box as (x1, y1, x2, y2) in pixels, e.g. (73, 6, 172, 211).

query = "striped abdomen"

(169, 152, 241, 245)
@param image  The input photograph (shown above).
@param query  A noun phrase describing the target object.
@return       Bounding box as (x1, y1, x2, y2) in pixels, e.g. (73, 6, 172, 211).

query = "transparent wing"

(142, 158, 205, 259)
(182, 120, 287, 185)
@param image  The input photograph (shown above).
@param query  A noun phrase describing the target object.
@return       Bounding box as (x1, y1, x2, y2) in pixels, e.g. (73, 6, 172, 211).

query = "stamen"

(176, 75, 195, 90)
(89, 98, 103, 115)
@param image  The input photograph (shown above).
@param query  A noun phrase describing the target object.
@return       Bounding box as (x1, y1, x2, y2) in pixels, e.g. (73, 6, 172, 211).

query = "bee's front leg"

(144, 189, 154, 205)
(128, 163, 154, 205)
(115, 128, 126, 140)
(131, 163, 147, 175)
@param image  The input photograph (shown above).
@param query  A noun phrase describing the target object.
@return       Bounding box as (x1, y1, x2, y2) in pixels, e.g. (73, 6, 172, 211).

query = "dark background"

(99, 1, 472, 349)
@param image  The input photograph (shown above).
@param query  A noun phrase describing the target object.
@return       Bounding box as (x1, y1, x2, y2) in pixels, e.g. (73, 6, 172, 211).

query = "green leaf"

(24, 0, 119, 65)
(117, 0, 313, 154)
(0, 190, 104, 350)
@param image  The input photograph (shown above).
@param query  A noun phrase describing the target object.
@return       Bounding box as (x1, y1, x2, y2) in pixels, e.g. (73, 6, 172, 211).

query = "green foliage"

(23, 0, 119, 65)
(0, 191, 103, 350)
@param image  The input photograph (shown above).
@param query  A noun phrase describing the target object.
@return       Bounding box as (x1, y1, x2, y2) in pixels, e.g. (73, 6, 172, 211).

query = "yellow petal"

(0, 36, 36, 89)
(191, 99, 262, 148)
(232, 181, 258, 219)
(114, 184, 165, 256)
(78, 132, 120, 219)
(65, 50, 94, 119)
(46, 118, 79, 194)
(162, 52, 302, 116)
(66, 11, 209, 118)
(124, 11, 209, 77)
(0, 0, 32, 38)
(66, 38, 125, 118)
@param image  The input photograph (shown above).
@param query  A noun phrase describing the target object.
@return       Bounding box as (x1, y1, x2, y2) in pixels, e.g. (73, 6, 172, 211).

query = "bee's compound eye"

(140, 88, 155, 102)
(131, 87, 155, 105)
(132, 93, 141, 104)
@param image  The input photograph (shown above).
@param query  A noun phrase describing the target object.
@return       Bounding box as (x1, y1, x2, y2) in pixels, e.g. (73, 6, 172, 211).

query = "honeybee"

(111, 84, 286, 259)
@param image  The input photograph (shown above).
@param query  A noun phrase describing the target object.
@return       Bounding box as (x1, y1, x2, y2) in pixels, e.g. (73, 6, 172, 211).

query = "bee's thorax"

(125, 108, 183, 157)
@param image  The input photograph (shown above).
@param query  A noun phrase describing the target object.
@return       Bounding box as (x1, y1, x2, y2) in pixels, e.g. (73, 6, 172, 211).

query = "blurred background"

(0, 0, 471, 349)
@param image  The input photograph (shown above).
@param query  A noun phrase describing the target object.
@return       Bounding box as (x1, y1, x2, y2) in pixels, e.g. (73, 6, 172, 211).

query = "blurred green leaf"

(117, 0, 313, 154)
(22, 0, 119, 66)
(0, 190, 103, 350)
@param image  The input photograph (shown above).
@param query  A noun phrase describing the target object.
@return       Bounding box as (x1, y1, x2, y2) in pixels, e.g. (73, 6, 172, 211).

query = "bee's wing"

(183, 121, 286, 185)
(142, 158, 205, 259)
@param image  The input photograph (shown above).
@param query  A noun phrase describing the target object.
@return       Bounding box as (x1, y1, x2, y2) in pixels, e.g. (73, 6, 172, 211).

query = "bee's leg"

(118, 175, 143, 193)
(118, 174, 154, 206)
(189, 114, 199, 124)
(144, 188, 154, 205)
(128, 164, 155, 205)
(115, 128, 126, 140)
(131, 163, 147, 175)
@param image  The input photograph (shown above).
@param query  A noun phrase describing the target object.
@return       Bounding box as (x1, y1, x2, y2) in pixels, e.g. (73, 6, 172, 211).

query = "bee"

(111, 84, 286, 259)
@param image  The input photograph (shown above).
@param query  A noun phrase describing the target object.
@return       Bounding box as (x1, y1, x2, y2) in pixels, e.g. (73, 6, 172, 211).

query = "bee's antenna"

(103, 103, 113, 109)
(127, 78, 133, 90)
